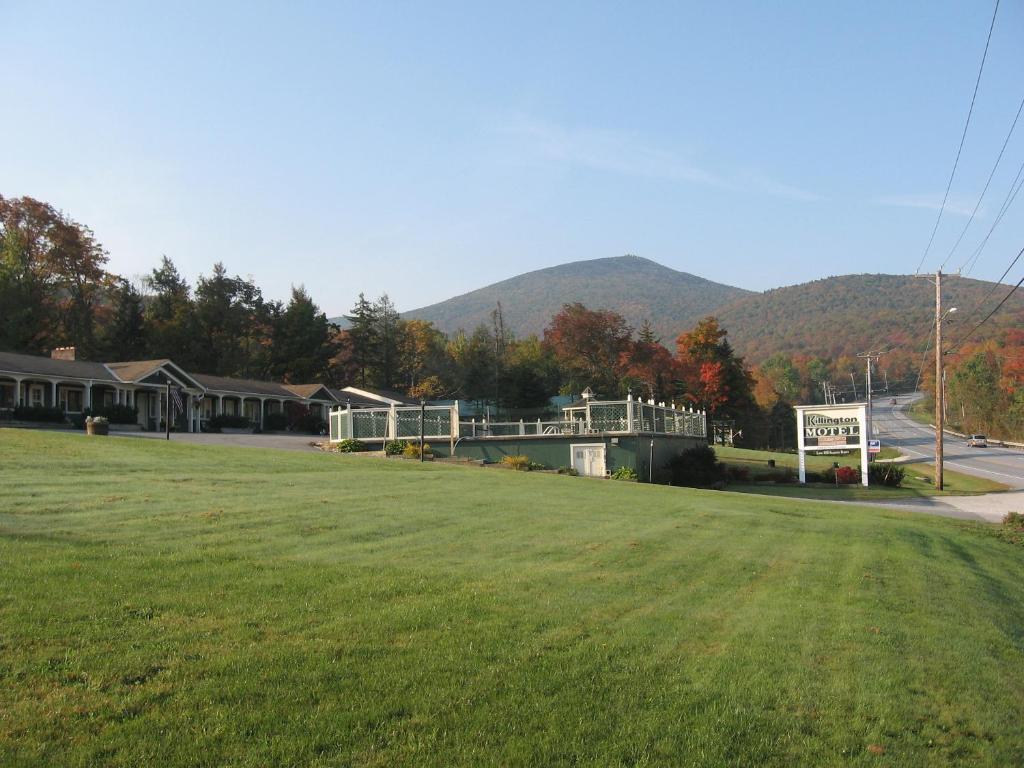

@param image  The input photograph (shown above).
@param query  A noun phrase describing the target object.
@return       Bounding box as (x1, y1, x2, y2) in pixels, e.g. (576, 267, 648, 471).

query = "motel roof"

(0, 350, 118, 381)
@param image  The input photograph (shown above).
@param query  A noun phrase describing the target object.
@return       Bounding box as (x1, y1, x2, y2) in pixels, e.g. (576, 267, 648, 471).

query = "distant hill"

(331, 258, 1023, 366)
(714, 273, 1024, 363)
(398, 255, 752, 341)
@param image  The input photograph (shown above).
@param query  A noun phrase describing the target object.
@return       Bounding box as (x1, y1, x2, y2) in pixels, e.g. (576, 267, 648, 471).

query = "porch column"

(14, 377, 23, 406)
(51, 380, 58, 409)
(84, 381, 92, 410)
(186, 395, 194, 433)
(259, 397, 266, 428)
(217, 394, 223, 415)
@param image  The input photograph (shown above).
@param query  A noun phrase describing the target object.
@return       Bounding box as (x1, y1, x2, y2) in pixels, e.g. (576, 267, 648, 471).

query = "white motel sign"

(794, 403, 869, 487)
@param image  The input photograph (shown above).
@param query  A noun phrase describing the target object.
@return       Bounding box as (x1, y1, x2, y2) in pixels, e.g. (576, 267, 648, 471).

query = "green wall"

(438, 434, 704, 483)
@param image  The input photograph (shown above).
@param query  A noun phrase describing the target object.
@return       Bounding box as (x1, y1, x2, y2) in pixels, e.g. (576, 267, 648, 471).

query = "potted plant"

(86, 415, 109, 436)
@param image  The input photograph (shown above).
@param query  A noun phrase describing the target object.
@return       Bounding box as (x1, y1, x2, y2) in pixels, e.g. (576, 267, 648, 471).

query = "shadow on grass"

(942, 534, 1024, 652)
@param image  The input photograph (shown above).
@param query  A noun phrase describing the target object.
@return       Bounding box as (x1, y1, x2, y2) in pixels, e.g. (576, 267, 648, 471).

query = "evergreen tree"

(194, 263, 246, 375)
(373, 294, 401, 390)
(271, 286, 336, 383)
(98, 278, 147, 360)
(345, 293, 378, 387)
(144, 256, 197, 365)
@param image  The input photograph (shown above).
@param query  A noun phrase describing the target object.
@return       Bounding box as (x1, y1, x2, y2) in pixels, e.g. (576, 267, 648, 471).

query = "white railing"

(330, 402, 459, 443)
(562, 395, 707, 438)
(458, 419, 583, 437)
(329, 395, 707, 443)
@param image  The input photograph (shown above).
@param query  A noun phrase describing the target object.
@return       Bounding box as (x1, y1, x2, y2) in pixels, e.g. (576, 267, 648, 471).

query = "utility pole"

(917, 270, 957, 491)
(849, 372, 858, 401)
(934, 271, 943, 490)
(857, 351, 881, 439)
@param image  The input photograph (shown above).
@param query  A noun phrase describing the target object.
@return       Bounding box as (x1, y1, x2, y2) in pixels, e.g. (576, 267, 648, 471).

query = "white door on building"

(571, 444, 606, 477)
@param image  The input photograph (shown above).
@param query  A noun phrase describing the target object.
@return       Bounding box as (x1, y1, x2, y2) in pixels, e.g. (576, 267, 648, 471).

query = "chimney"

(51, 346, 76, 361)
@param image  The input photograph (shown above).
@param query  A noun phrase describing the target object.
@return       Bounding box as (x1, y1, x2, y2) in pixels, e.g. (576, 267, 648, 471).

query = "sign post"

(795, 403, 869, 487)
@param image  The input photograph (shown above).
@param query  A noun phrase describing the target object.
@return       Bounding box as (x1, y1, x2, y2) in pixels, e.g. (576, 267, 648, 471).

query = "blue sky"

(2, 1, 1022, 317)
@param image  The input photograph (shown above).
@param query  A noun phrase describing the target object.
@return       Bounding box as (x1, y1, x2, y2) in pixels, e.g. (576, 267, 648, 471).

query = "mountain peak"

(403, 255, 751, 339)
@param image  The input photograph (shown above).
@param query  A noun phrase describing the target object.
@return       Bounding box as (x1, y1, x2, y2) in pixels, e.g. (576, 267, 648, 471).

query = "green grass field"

(2, 429, 1023, 766)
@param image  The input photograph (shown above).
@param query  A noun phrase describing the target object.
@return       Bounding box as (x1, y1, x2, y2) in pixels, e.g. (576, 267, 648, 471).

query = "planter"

(86, 422, 109, 436)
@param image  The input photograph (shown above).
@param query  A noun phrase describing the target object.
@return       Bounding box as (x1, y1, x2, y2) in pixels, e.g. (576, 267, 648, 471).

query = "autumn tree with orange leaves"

(675, 317, 758, 422)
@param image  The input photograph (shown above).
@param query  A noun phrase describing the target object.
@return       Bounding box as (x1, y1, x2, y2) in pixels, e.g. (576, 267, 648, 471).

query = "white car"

(967, 434, 988, 448)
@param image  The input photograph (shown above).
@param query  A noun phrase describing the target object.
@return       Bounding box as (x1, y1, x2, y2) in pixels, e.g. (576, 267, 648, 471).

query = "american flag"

(169, 387, 184, 415)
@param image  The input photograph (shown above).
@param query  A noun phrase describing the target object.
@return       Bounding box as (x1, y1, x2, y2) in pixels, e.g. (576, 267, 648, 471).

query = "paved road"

(858, 392, 1024, 523)
(871, 393, 1024, 489)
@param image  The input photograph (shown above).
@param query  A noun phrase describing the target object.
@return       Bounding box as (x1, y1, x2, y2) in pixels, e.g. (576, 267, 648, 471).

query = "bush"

(666, 444, 722, 487)
(557, 466, 579, 476)
(86, 404, 138, 424)
(610, 465, 638, 481)
(1003, 512, 1024, 529)
(868, 463, 905, 488)
(207, 414, 252, 431)
(384, 440, 408, 456)
(13, 405, 66, 423)
(284, 404, 327, 434)
(291, 412, 327, 435)
(751, 468, 797, 483)
(263, 412, 289, 431)
(336, 438, 368, 453)
(824, 465, 861, 485)
(500, 455, 531, 471)
(402, 442, 432, 458)
(723, 465, 750, 483)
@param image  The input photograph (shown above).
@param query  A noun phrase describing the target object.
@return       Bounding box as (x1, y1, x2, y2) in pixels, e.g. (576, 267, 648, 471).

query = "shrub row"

(12, 405, 66, 423)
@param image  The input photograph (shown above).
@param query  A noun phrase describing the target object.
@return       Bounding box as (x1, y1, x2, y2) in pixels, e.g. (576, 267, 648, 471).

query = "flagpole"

(165, 382, 170, 441)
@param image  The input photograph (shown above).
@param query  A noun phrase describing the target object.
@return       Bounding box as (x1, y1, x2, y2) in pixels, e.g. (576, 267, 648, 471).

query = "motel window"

(30, 385, 44, 407)
(0, 383, 13, 408)
(61, 388, 84, 413)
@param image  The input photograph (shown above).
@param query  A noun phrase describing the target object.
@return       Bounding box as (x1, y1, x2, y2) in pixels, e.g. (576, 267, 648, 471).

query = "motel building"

(0, 348, 407, 432)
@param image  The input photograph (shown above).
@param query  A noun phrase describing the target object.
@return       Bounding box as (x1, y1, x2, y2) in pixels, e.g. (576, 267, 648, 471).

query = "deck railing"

(330, 403, 458, 443)
(329, 396, 707, 443)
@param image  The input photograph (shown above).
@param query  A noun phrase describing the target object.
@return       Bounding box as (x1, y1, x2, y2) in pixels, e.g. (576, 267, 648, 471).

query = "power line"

(959, 235, 1024, 329)
(963, 155, 1024, 275)
(915, 0, 1001, 274)
(946, 254, 1024, 353)
(914, 322, 937, 392)
(943, 93, 1024, 270)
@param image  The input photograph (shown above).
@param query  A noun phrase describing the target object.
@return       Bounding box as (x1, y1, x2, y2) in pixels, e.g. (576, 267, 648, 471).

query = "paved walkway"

(857, 490, 1024, 524)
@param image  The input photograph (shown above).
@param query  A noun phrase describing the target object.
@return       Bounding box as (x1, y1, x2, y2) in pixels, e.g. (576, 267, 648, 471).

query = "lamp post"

(419, 399, 426, 462)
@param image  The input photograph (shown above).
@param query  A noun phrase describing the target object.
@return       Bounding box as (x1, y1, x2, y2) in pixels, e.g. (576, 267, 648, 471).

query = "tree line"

(8, 194, 1017, 443)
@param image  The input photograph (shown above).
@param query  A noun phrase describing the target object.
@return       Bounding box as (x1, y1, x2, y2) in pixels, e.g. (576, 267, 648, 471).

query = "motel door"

(571, 444, 606, 478)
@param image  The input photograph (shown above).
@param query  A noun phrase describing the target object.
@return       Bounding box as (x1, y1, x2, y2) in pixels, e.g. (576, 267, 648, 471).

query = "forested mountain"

(715, 273, 1024, 364)
(375, 258, 1022, 367)
(398, 255, 752, 341)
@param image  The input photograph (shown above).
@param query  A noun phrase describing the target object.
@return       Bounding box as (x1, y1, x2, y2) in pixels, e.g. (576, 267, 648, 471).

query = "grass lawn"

(2, 429, 1023, 766)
